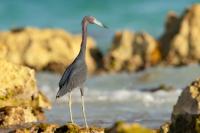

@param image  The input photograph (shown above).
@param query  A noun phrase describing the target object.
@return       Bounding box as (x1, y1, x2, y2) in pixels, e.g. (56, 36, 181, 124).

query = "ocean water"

(0, 0, 198, 52)
(37, 65, 200, 128)
(1, 0, 200, 128)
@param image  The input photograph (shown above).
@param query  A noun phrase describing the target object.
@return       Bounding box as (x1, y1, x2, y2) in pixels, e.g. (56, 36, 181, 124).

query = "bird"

(56, 16, 107, 128)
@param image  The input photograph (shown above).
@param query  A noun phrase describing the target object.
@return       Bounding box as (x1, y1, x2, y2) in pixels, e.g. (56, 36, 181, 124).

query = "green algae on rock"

(106, 121, 157, 133)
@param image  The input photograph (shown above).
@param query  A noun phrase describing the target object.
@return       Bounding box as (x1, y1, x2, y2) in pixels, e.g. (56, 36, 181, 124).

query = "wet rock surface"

(169, 78, 200, 133)
(0, 27, 103, 74)
(158, 78, 200, 133)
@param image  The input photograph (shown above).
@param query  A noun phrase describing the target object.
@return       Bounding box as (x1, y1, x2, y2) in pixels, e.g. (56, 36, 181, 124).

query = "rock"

(0, 106, 38, 127)
(140, 84, 175, 93)
(0, 27, 103, 74)
(159, 4, 200, 65)
(0, 59, 51, 126)
(11, 123, 104, 133)
(106, 121, 157, 133)
(159, 122, 170, 133)
(12, 123, 59, 133)
(56, 123, 104, 133)
(169, 78, 200, 133)
(104, 30, 161, 73)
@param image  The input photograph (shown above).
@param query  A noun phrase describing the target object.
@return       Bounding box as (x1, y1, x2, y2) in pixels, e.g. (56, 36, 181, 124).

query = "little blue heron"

(56, 16, 107, 128)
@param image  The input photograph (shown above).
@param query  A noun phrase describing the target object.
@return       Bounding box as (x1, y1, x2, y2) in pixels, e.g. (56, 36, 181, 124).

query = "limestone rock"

(0, 27, 103, 74)
(104, 30, 161, 72)
(106, 121, 157, 133)
(0, 59, 51, 126)
(12, 123, 59, 133)
(159, 4, 200, 65)
(11, 123, 104, 133)
(170, 78, 200, 133)
(0, 59, 51, 109)
(0, 106, 38, 127)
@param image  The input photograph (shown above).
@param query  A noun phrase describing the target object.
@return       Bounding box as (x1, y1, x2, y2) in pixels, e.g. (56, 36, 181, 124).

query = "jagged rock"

(169, 78, 200, 133)
(106, 121, 157, 133)
(11, 123, 104, 133)
(0, 27, 103, 74)
(104, 30, 161, 72)
(159, 4, 200, 65)
(0, 59, 51, 126)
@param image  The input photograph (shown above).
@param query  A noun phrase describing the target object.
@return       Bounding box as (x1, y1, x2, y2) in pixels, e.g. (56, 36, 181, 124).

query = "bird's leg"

(80, 88, 88, 128)
(68, 92, 74, 123)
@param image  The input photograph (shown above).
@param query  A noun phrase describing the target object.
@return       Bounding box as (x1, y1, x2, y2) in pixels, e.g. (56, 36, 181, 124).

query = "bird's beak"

(93, 19, 108, 28)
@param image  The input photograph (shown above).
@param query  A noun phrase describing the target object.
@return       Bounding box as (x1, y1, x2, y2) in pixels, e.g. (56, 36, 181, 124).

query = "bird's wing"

(58, 64, 73, 89)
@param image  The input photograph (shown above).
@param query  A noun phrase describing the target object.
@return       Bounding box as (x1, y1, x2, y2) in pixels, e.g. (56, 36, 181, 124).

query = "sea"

(0, 0, 199, 128)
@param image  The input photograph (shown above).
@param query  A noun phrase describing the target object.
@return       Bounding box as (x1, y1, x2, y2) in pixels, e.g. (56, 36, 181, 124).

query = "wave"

(36, 65, 200, 105)
(40, 84, 181, 106)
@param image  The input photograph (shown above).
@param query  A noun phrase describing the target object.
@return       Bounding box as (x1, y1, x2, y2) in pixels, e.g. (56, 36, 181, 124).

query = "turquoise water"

(0, 0, 198, 52)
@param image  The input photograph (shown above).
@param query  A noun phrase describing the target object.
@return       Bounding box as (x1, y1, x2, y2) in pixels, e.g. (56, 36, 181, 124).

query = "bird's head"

(82, 16, 108, 28)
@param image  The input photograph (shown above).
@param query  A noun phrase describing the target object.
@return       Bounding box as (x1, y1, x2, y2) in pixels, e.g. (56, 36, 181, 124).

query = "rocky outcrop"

(159, 4, 200, 66)
(8, 122, 159, 133)
(104, 30, 161, 72)
(169, 78, 200, 133)
(158, 78, 200, 133)
(0, 27, 103, 74)
(0, 59, 50, 127)
(10, 123, 104, 133)
(106, 121, 157, 133)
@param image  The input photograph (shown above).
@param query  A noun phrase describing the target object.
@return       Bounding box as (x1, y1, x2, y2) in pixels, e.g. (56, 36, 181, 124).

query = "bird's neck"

(79, 21, 88, 59)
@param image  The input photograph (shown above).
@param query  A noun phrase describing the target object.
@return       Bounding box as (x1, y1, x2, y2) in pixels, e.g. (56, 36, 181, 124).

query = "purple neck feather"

(79, 19, 88, 59)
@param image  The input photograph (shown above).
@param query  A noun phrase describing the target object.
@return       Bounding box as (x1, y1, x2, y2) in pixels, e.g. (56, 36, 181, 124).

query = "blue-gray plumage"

(56, 16, 107, 128)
